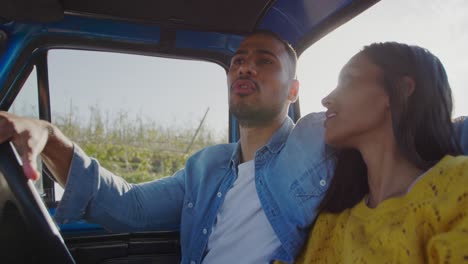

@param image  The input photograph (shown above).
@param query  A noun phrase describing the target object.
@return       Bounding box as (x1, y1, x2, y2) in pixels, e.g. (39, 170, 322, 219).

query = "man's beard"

(229, 101, 283, 128)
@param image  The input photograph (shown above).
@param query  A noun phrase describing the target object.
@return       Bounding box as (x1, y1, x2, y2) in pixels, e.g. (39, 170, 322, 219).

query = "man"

(0, 31, 331, 263)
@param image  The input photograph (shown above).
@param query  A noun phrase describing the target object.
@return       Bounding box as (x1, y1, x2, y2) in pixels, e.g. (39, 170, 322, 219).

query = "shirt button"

(217, 192, 222, 198)
(203, 228, 208, 235)
(319, 179, 326, 186)
(187, 202, 194, 208)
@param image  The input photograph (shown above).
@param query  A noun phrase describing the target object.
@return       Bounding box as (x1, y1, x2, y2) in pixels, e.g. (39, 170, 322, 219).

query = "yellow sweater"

(293, 155, 468, 264)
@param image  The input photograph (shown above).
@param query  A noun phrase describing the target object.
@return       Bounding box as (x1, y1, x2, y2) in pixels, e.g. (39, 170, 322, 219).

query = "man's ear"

(288, 79, 299, 103)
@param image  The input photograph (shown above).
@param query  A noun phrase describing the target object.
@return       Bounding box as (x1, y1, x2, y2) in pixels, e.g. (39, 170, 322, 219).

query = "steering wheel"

(0, 142, 75, 264)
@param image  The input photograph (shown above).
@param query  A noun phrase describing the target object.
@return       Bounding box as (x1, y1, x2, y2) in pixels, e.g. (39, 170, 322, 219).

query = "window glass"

(9, 67, 39, 118)
(298, 0, 468, 118)
(48, 50, 228, 197)
(8, 66, 44, 194)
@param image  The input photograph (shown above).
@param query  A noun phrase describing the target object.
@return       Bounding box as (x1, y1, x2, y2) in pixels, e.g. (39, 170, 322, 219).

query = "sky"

(298, 0, 468, 117)
(23, 0, 467, 142)
(47, 51, 229, 137)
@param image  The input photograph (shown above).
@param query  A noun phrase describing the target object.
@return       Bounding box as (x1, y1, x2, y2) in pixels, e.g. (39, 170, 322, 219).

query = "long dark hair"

(319, 42, 463, 213)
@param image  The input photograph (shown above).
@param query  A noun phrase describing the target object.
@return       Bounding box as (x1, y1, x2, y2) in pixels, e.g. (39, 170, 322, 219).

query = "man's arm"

(54, 147, 185, 231)
(0, 111, 185, 231)
(41, 122, 74, 186)
(0, 111, 73, 183)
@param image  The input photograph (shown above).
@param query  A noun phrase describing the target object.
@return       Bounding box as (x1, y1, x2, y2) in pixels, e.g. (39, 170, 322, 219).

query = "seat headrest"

(454, 116, 468, 154)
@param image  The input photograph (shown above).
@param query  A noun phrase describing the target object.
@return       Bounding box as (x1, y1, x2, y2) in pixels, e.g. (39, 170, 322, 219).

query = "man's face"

(227, 34, 297, 127)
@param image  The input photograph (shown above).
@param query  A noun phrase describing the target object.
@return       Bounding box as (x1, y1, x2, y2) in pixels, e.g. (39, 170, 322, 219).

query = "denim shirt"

(54, 112, 334, 264)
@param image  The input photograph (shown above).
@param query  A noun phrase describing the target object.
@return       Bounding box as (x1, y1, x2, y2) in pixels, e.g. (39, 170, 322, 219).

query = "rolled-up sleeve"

(54, 145, 185, 232)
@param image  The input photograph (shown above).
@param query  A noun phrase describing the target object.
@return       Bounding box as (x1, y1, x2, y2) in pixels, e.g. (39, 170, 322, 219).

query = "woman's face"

(322, 53, 391, 148)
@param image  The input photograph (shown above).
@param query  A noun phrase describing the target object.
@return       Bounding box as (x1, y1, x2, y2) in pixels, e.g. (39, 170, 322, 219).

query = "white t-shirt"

(202, 160, 281, 264)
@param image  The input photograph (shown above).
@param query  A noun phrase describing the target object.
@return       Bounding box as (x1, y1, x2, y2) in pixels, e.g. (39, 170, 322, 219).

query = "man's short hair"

(245, 30, 298, 79)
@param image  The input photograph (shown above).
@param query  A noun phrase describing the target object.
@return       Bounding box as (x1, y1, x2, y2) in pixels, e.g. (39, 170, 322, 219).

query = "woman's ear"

(401, 76, 416, 98)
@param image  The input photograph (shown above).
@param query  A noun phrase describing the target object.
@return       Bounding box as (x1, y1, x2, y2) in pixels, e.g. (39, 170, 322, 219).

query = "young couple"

(1, 31, 467, 263)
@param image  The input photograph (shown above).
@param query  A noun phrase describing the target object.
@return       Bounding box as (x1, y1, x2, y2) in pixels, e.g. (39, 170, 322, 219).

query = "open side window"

(4, 46, 230, 211)
(46, 49, 229, 205)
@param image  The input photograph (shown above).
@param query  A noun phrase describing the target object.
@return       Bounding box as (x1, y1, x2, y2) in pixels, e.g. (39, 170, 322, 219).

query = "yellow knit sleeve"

(427, 230, 468, 263)
(426, 209, 468, 263)
(426, 156, 468, 263)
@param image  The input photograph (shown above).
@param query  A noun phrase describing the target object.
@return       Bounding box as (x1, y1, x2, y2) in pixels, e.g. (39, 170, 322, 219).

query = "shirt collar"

(229, 117, 295, 168)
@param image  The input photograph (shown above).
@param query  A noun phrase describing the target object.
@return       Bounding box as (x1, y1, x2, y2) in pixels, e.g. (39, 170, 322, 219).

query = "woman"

(295, 42, 468, 263)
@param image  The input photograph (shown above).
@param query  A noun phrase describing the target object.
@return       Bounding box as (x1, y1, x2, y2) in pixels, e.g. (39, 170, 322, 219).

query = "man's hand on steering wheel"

(0, 111, 50, 181)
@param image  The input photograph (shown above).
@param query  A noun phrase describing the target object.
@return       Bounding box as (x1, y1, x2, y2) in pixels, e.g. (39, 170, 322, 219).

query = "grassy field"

(55, 108, 226, 183)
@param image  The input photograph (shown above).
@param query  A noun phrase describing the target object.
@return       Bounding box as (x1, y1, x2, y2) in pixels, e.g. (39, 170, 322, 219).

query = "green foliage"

(54, 107, 226, 183)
